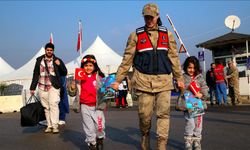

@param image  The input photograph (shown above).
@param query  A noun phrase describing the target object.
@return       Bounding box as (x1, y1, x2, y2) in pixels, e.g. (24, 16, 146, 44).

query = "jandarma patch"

(140, 38, 146, 44)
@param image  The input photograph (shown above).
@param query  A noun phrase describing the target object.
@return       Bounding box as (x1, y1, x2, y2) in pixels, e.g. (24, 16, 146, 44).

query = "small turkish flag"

(189, 81, 200, 95)
(75, 68, 86, 80)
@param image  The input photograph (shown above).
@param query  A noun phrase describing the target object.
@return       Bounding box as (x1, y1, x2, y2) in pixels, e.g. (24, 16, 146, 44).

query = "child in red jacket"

(76, 55, 105, 150)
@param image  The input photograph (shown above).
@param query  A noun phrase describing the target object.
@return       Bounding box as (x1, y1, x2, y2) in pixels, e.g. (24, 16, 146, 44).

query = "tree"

(0, 83, 7, 96)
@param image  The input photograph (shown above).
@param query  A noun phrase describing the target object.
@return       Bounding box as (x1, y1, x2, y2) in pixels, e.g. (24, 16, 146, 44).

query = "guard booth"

(196, 32, 250, 97)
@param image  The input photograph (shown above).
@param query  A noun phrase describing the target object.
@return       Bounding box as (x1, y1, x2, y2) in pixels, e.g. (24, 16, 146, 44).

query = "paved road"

(0, 105, 250, 150)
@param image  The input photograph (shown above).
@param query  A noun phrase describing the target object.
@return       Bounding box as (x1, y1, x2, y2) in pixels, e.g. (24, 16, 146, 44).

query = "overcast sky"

(0, 1, 249, 70)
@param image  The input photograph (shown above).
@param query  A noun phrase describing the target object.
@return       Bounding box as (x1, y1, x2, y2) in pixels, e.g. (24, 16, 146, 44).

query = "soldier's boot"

(237, 98, 242, 105)
(156, 136, 167, 150)
(141, 133, 150, 150)
(140, 119, 151, 150)
(231, 98, 236, 105)
(184, 136, 193, 150)
(193, 137, 201, 150)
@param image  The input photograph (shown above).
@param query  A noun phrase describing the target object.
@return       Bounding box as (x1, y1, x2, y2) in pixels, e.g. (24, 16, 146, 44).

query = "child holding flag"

(75, 54, 106, 150)
(181, 56, 208, 150)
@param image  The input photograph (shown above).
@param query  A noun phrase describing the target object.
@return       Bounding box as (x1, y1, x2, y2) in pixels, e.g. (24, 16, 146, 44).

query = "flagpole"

(50, 33, 53, 44)
(166, 14, 190, 57)
(80, 20, 82, 56)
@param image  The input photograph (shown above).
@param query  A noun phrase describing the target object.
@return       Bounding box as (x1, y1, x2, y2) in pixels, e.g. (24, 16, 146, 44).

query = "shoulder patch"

(158, 26, 167, 32)
(136, 26, 145, 34)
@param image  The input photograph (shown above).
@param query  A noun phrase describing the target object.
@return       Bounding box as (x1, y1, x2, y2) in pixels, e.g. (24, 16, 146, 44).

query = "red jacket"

(80, 73, 97, 106)
(214, 64, 225, 83)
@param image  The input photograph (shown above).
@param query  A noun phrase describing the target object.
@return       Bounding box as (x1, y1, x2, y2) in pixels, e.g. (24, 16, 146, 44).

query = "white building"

(196, 32, 250, 96)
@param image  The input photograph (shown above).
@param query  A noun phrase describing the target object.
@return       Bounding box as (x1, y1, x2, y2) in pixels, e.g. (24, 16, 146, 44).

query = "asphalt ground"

(0, 105, 250, 150)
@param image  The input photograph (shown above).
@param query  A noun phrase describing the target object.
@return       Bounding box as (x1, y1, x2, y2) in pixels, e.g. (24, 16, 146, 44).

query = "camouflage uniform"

(115, 4, 183, 150)
(227, 62, 241, 105)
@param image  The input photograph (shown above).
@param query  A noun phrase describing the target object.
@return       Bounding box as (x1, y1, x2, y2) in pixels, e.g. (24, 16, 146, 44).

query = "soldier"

(111, 3, 184, 150)
(226, 60, 241, 105)
(206, 63, 217, 105)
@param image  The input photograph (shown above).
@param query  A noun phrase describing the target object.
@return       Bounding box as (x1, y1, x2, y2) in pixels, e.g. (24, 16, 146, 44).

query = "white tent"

(66, 36, 123, 75)
(0, 47, 45, 106)
(0, 57, 15, 76)
(0, 47, 45, 82)
(0, 36, 123, 94)
(0, 47, 45, 97)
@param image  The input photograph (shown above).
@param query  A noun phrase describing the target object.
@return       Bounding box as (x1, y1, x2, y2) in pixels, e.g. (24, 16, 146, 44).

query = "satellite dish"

(225, 15, 241, 32)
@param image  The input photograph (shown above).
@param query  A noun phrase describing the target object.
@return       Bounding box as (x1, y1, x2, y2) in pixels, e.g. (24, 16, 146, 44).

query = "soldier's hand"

(55, 59, 60, 65)
(177, 81, 185, 90)
(110, 82, 119, 90)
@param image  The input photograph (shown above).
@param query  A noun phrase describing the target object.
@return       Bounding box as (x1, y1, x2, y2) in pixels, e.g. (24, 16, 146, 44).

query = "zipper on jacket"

(145, 27, 158, 74)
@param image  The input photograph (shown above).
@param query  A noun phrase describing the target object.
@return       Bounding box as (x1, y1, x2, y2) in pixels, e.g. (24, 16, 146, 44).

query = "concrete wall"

(0, 95, 23, 113)
(239, 77, 250, 96)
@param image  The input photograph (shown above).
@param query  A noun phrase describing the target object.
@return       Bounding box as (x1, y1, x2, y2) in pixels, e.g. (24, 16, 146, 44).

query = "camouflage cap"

(142, 3, 159, 17)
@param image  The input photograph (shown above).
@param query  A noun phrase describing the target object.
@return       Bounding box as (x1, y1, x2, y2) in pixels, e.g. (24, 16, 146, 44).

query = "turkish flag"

(50, 33, 53, 44)
(189, 81, 200, 95)
(77, 31, 81, 51)
(77, 21, 82, 52)
(75, 68, 86, 80)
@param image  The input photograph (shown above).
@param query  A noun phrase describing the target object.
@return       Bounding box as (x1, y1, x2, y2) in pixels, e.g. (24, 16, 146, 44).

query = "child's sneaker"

(184, 136, 193, 150)
(96, 138, 104, 150)
(88, 143, 97, 150)
(193, 137, 201, 150)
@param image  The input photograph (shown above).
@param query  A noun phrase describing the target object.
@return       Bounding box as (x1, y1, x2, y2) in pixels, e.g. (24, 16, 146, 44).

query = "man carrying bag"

(30, 43, 67, 134)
